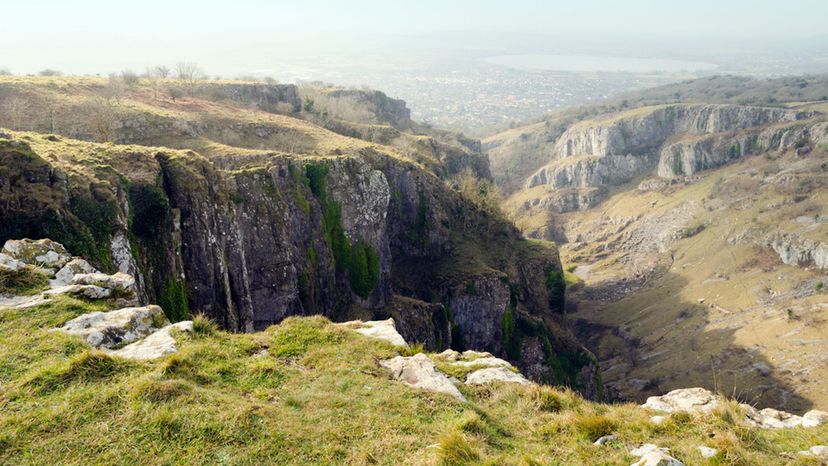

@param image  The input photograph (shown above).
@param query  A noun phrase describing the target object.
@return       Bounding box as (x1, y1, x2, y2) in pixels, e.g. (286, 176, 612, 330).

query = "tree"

(0, 68, 11, 76)
(303, 96, 315, 113)
(175, 61, 204, 95)
(120, 69, 140, 87)
(2, 97, 30, 129)
(154, 65, 171, 79)
(84, 97, 119, 143)
(167, 85, 184, 102)
(37, 69, 62, 77)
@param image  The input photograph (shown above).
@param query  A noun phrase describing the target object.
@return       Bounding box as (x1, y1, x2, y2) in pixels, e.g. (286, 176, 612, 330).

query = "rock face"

(520, 104, 824, 212)
(380, 354, 466, 401)
(56, 305, 169, 349)
(768, 233, 828, 270)
(111, 321, 193, 360)
(0, 121, 601, 398)
(54, 259, 98, 285)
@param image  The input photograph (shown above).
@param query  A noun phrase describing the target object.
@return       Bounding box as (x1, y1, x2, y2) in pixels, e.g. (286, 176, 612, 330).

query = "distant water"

(485, 54, 718, 73)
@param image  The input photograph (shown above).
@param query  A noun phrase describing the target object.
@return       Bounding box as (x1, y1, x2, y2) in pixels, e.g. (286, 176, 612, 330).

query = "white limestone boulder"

(338, 318, 408, 347)
(55, 305, 169, 349)
(630, 445, 684, 466)
(641, 388, 721, 414)
(44, 284, 112, 300)
(465, 367, 529, 385)
(380, 353, 465, 401)
(798, 446, 828, 458)
(111, 321, 193, 360)
(0, 253, 26, 272)
(54, 259, 99, 286)
(71, 272, 135, 294)
(2, 239, 71, 271)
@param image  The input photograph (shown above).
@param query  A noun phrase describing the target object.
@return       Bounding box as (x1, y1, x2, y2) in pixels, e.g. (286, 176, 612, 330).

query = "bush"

(530, 386, 564, 412)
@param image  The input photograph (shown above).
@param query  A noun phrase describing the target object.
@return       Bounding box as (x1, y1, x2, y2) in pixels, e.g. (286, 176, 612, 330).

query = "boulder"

(436, 349, 461, 361)
(594, 434, 617, 446)
(71, 272, 135, 294)
(803, 410, 828, 428)
(631, 451, 684, 466)
(630, 445, 683, 466)
(2, 239, 71, 270)
(798, 446, 828, 458)
(380, 353, 465, 401)
(465, 367, 529, 385)
(56, 305, 169, 349)
(0, 253, 26, 272)
(451, 356, 514, 368)
(111, 321, 193, 360)
(742, 406, 806, 429)
(54, 259, 99, 286)
(641, 387, 721, 414)
(44, 284, 112, 300)
(461, 350, 493, 359)
(698, 446, 718, 459)
(339, 318, 408, 347)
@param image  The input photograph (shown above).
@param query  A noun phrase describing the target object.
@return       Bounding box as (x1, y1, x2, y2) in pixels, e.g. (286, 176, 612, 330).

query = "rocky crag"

(0, 76, 599, 396)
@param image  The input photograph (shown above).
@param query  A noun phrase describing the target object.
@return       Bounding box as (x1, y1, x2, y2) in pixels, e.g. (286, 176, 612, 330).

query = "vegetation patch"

(0, 267, 49, 295)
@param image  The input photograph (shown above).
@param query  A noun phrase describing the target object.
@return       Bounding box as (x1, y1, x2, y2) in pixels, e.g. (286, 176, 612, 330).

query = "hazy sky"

(2, 0, 826, 75)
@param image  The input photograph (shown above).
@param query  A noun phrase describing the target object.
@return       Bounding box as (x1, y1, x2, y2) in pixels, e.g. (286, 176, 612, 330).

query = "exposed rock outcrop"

(380, 354, 466, 401)
(768, 232, 828, 270)
(56, 305, 169, 349)
(337, 318, 408, 347)
(111, 321, 194, 360)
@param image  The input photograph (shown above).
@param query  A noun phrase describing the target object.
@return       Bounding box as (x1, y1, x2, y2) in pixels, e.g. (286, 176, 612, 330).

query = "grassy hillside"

(1, 296, 826, 465)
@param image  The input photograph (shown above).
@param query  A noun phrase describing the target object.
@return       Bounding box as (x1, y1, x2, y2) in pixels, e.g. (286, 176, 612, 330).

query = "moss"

(410, 190, 430, 247)
(129, 184, 170, 241)
(544, 266, 566, 313)
(159, 279, 189, 322)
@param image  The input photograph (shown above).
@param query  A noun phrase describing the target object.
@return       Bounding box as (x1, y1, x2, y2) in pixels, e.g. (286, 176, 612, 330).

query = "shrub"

(816, 282, 824, 292)
(530, 386, 564, 412)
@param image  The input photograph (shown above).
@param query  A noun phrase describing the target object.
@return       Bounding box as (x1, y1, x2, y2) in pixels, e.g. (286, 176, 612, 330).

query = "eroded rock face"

(56, 305, 169, 349)
(380, 354, 466, 401)
(71, 272, 136, 294)
(0, 253, 25, 272)
(111, 321, 193, 360)
(768, 233, 828, 270)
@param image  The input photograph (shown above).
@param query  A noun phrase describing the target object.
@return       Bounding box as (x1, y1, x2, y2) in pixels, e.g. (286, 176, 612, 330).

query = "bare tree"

(2, 97, 30, 129)
(154, 65, 171, 79)
(37, 69, 62, 77)
(102, 74, 126, 103)
(120, 69, 140, 87)
(0, 68, 12, 76)
(167, 85, 184, 102)
(84, 97, 119, 143)
(144, 67, 161, 99)
(175, 61, 204, 95)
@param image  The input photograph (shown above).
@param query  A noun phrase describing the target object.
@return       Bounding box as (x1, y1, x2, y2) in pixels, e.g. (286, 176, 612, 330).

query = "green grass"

(1, 296, 827, 465)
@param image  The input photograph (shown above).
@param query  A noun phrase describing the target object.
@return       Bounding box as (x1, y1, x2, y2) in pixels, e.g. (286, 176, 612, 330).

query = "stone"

(54, 259, 99, 286)
(650, 415, 667, 425)
(111, 321, 193, 360)
(465, 367, 530, 385)
(2, 239, 71, 270)
(339, 318, 408, 347)
(436, 349, 461, 361)
(55, 305, 169, 349)
(451, 356, 514, 369)
(641, 387, 721, 414)
(380, 353, 465, 401)
(631, 451, 684, 466)
(631, 444, 667, 457)
(803, 410, 828, 428)
(71, 272, 135, 294)
(0, 253, 26, 272)
(593, 434, 617, 446)
(741, 404, 806, 429)
(461, 350, 493, 359)
(698, 446, 718, 459)
(44, 284, 112, 300)
(798, 446, 828, 458)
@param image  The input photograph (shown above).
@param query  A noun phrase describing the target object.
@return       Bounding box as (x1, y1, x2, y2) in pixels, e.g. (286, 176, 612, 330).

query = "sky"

(1, 0, 826, 75)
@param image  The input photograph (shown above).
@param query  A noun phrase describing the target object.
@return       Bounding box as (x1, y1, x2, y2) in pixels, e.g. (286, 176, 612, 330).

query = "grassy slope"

(1, 297, 827, 465)
(556, 147, 828, 411)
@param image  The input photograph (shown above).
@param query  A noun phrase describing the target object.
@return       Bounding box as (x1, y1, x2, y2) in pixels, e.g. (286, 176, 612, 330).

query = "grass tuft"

(572, 413, 617, 442)
(25, 350, 132, 393)
(0, 266, 49, 295)
(436, 431, 479, 466)
(192, 313, 218, 336)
